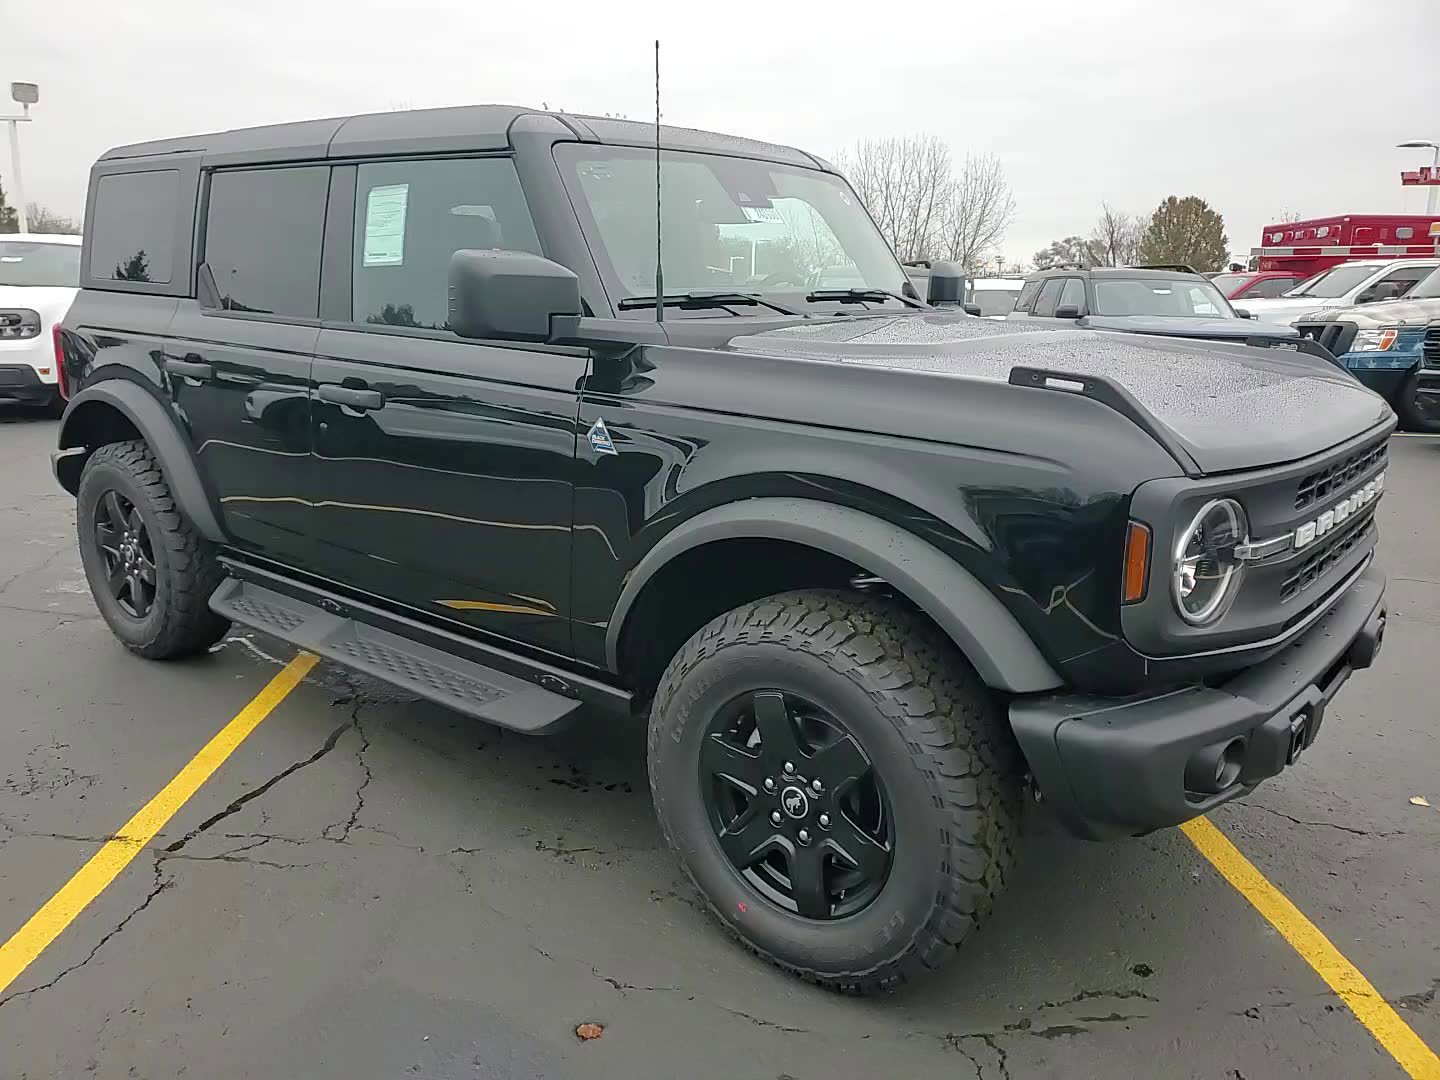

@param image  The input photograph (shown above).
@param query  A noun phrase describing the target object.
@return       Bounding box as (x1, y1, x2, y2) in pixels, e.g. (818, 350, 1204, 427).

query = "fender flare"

(606, 498, 1063, 694)
(57, 381, 228, 543)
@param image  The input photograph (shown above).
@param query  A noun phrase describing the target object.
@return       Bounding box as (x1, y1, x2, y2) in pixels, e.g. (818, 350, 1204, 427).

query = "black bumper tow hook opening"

(1184, 737, 1247, 795)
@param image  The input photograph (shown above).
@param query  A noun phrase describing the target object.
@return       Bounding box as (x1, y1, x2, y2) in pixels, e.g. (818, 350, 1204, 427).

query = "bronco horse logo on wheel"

(781, 786, 809, 819)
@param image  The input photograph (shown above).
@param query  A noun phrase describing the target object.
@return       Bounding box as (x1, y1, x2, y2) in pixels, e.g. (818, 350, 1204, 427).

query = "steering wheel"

(759, 272, 806, 288)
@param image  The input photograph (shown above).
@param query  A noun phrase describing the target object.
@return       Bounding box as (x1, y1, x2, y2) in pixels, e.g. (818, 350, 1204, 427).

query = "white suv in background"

(0, 233, 82, 415)
(1241, 258, 1440, 326)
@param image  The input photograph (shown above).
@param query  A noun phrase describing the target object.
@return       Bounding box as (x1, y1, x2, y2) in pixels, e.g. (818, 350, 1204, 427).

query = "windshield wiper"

(804, 288, 926, 310)
(616, 291, 806, 316)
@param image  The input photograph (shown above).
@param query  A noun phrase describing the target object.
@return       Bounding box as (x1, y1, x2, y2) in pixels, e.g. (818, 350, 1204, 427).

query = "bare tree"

(940, 153, 1015, 271)
(1090, 202, 1142, 267)
(835, 135, 953, 262)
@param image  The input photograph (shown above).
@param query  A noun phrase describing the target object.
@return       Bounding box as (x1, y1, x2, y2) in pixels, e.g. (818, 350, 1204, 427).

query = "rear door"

(306, 156, 586, 658)
(165, 165, 328, 565)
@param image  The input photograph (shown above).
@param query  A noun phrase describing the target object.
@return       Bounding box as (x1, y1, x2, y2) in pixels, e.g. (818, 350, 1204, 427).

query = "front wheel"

(1396, 369, 1440, 434)
(648, 590, 1022, 993)
(76, 440, 231, 658)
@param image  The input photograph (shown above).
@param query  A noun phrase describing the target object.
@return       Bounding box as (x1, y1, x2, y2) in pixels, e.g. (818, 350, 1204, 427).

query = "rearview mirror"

(1234, 307, 1254, 319)
(963, 302, 982, 317)
(448, 250, 582, 342)
(1054, 304, 1082, 320)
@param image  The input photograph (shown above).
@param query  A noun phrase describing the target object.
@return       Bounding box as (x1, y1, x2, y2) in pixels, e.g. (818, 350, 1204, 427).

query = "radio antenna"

(654, 38, 664, 323)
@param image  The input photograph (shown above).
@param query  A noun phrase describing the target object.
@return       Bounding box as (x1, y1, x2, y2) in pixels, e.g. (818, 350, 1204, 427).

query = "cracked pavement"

(0, 411, 1436, 1079)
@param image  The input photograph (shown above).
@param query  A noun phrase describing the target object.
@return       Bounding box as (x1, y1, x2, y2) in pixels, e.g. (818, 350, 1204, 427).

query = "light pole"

(3, 82, 38, 234)
(1397, 139, 1440, 216)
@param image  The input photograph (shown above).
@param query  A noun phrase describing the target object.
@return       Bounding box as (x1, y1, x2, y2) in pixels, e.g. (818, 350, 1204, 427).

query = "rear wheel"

(77, 440, 230, 658)
(1396, 369, 1440, 434)
(648, 589, 1021, 994)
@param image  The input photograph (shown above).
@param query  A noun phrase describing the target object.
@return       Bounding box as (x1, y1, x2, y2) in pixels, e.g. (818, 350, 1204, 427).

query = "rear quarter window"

(1013, 280, 1041, 313)
(87, 170, 180, 284)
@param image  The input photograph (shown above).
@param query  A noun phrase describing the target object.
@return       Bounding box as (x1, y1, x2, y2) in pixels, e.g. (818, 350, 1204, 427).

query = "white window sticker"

(363, 183, 409, 267)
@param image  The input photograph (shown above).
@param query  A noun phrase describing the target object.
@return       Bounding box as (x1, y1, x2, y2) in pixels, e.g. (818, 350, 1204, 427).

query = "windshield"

(1285, 263, 1379, 298)
(1210, 273, 1248, 293)
(1405, 267, 1440, 299)
(555, 144, 910, 312)
(0, 241, 81, 287)
(1091, 277, 1234, 318)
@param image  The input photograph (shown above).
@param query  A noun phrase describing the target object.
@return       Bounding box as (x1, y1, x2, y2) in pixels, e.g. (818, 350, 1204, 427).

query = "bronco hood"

(731, 313, 1393, 474)
(1077, 314, 1299, 342)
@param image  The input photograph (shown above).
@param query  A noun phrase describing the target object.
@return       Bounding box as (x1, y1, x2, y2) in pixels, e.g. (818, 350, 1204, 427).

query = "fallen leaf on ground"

(1409, 796, 1431, 807)
(575, 1022, 604, 1041)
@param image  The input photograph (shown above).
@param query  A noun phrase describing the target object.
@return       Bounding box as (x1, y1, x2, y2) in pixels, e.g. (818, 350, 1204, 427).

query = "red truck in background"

(1252, 214, 1440, 278)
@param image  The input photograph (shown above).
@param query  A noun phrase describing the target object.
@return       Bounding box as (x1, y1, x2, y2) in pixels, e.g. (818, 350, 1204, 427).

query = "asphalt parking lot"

(0, 409, 1435, 1080)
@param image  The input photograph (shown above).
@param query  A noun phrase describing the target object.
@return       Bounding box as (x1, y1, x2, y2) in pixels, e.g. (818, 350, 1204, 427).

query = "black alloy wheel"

(93, 488, 158, 619)
(701, 689, 894, 920)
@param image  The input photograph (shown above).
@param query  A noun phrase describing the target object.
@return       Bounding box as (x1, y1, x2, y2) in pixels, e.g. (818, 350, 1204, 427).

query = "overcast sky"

(8, 0, 1439, 264)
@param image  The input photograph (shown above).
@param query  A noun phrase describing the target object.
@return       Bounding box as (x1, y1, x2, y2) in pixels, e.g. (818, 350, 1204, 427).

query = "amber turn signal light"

(1123, 521, 1151, 604)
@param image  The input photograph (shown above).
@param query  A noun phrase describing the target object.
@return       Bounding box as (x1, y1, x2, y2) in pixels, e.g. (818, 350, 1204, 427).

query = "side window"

(1058, 277, 1086, 314)
(203, 167, 328, 317)
(1013, 280, 1041, 313)
(88, 170, 180, 284)
(1359, 266, 1426, 303)
(352, 158, 541, 331)
(1244, 277, 1293, 299)
(1032, 278, 1065, 317)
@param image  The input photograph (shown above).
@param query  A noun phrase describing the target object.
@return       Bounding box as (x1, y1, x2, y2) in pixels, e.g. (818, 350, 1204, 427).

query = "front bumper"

(1011, 561, 1386, 839)
(0, 363, 56, 404)
(1415, 369, 1440, 422)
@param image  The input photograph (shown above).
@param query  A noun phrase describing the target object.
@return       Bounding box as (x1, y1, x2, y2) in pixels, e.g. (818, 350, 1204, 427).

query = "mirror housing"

(926, 261, 966, 306)
(963, 302, 982, 317)
(448, 250, 582, 342)
(1234, 307, 1254, 319)
(1054, 304, 1082, 320)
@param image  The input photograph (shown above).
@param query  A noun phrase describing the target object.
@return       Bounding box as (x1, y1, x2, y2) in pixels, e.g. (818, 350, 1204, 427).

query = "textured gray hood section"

(732, 313, 1394, 473)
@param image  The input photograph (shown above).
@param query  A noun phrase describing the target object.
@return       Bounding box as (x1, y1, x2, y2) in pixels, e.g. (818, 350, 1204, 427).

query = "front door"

(165, 164, 329, 566)
(308, 336, 585, 658)
(306, 156, 584, 658)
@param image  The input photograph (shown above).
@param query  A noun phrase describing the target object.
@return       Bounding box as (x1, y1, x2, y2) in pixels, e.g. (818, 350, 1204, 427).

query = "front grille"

(1280, 511, 1374, 602)
(1296, 321, 1356, 358)
(1295, 440, 1387, 511)
(1424, 325, 1440, 369)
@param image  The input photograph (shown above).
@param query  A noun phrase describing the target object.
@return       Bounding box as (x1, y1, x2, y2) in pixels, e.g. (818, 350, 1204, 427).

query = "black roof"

(99, 105, 824, 170)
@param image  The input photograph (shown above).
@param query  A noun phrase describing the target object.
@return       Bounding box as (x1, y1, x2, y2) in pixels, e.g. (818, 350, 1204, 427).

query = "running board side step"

(210, 577, 583, 733)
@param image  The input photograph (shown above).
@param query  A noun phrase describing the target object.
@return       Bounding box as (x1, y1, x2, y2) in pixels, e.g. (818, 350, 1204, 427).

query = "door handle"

(164, 356, 213, 381)
(317, 383, 385, 411)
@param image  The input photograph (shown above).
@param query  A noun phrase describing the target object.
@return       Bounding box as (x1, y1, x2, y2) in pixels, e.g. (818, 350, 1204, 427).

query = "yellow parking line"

(1183, 817, 1440, 1079)
(0, 652, 318, 996)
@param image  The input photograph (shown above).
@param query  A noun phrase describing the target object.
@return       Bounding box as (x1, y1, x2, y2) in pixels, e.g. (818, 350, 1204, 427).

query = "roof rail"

(1126, 263, 1201, 275)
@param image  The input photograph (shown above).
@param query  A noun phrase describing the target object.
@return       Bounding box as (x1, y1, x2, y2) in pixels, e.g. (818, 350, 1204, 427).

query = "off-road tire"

(648, 589, 1022, 994)
(1396, 369, 1440, 434)
(77, 439, 230, 659)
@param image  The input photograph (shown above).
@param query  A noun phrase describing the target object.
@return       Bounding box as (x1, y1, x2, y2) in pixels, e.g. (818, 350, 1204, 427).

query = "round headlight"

(1172, 499, 1246, 625)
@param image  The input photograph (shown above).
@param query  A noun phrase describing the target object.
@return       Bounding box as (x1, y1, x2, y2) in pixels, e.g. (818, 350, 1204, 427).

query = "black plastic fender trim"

(56, 380, 227, 543)
(605, 497, 1064, 694)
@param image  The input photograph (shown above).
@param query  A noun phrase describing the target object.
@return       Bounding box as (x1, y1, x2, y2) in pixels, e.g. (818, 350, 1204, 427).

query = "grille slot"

(1424, 326, 1440, 369)
(1280, 512, 1374, 602)
(1295, 441, 1387, 511)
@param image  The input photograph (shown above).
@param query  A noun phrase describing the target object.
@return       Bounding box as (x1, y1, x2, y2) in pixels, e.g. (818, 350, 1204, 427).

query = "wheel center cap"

(780, 785, 810, 819)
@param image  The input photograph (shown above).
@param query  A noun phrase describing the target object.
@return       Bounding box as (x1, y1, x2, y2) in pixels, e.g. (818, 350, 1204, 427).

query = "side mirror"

(1234, 307, 1254, 319)
(1054, 304, 1082, 320)
(448, 250, 581, 342)
(925, 260, 966, 306)
(963, 302, 982, 317)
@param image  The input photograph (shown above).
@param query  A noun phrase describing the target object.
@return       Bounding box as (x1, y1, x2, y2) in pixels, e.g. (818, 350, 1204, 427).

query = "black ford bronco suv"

(53, 106, 1391, 993)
